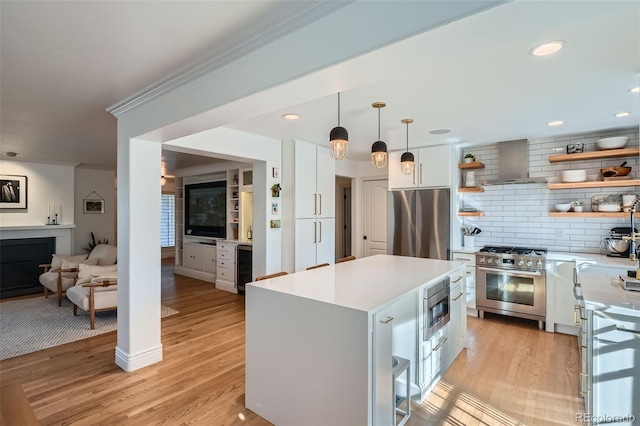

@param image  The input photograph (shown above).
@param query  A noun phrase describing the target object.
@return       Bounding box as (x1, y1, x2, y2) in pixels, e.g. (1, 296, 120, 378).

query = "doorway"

(363, 179, 388, 257)
(335, 176, 352, 260)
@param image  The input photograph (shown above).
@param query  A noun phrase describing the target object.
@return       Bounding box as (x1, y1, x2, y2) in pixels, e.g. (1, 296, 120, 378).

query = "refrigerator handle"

(313, 221, 317, 243)
(319, 221, 322, 242)
(314, 194, 317, 215)
(420, 163, 423, 185)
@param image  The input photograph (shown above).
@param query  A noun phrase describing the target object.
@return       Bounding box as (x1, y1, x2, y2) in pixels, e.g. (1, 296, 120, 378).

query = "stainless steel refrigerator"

(387, 188, 450, 260)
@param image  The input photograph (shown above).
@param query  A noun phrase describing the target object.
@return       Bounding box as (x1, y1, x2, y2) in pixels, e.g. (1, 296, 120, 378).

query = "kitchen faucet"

(622, 198, 640, 263)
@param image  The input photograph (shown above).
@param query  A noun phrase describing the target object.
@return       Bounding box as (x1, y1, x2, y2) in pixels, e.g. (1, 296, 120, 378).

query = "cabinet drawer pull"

(580, 372, 588, 378)
(379, 316, 394, 324)
(319, 194, 322, 215)
(420, 163, 423, 185)
(314, 194, 317, 215)
(433, 337, 448, 351)
(452, 292, 464, 301)
(456, 257, 472, 262)
(451, 276, 463, 283)
(580, 391, 588, 397)
(616, 326, 640, 335)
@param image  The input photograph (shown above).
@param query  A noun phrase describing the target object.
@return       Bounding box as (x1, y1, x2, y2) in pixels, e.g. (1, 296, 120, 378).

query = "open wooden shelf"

(458, 211, 485, 217)
(458, 187, 485, 193)
(549, 147, 639, 163)
(548, 179, 640, 190)
(458, 161, 485, 170)
(549, 212, 631, 218)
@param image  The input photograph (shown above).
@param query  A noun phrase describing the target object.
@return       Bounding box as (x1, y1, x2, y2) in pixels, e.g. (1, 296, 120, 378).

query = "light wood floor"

(0, 260, 582, 425)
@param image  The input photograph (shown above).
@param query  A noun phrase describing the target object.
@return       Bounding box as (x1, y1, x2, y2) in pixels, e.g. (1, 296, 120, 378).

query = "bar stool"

(392, 355, 411, 426)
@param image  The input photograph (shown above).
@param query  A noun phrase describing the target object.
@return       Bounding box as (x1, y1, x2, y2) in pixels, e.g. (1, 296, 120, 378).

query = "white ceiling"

(1, 1, 638, 174)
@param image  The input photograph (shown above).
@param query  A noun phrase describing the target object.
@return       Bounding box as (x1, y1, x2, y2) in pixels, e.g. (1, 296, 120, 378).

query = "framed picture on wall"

(83, 199, 104, 214)
(0, 175, 27, 209)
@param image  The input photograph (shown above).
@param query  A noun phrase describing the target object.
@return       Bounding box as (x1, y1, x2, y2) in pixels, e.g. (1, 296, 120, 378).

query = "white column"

(115, 136, 162, 371)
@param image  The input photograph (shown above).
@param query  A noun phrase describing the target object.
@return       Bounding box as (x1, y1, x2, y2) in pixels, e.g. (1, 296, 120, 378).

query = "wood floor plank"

(1, 260, 583, 425)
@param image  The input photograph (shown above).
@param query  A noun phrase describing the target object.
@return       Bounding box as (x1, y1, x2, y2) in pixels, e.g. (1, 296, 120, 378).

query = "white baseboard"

(115, 344, 163, 372)
(174, 266, 216, 283)
(216, 281, 237, 294)
(555, 323, 580, 336)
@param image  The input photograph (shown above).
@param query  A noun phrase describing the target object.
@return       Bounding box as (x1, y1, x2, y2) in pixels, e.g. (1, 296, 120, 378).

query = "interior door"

(363, 179, 388, 257)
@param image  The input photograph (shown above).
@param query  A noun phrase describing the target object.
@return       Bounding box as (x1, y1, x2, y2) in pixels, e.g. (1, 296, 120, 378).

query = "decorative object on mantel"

(0, 174, 27, 209)
(329, 92, 348, 160)
(47, 201, 61, 225)
(271, 183, 281, 197)
(400, 118, 415, 175)
(83, 191, 105, 214)
(370, 102, 388, 168)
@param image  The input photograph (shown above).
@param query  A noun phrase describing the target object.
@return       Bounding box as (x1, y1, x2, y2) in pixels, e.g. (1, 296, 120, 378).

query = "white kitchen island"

(245, 255, 466, 426)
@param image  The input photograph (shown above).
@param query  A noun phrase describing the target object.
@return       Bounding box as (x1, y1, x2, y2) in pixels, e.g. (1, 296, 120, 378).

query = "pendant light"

(371, 102, 388, 168)
(400, 119, 415, 175)
(160, 176, 167, 186)
(329, 92, 348, 160)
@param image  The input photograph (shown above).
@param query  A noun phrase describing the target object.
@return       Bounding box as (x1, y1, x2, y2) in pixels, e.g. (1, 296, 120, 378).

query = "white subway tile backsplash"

(462, 126, 638, 253)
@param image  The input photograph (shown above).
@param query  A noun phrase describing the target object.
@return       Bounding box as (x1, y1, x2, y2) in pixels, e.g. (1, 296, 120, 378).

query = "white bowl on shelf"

(596, 136, 629, 150)
(554, 203, 572, 212)
(561, 169, 587, 183)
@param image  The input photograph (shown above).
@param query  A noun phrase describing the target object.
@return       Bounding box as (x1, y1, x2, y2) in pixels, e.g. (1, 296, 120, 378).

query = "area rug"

(0, 297, 178, 360)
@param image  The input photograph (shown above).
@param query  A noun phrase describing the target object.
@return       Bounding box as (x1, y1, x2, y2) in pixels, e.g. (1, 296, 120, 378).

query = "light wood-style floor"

(1, 260, 582, 425)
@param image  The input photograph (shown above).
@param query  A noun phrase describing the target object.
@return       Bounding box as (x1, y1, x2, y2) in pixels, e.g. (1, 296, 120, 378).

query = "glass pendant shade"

(329, 92, 348, 160)
(400, 118, 414, 175)
(400, 151, 415, 175)
(329, 126, 349, 160)
(371, 141, 388, 168)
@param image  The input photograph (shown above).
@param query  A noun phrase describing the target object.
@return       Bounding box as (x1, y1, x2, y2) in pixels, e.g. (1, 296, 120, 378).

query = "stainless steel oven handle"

(452, 292, 464, 301)
(433, 337, 448, 351)
(478, 267, 542, 276)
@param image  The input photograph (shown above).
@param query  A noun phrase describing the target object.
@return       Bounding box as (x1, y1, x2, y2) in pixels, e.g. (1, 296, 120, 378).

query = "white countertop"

(548, 251, 639, 269)
(580, 272, 640, 317)
(247, 255, 463, 313)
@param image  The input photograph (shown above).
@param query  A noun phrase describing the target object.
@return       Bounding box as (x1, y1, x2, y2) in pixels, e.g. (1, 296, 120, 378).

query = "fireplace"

(0, 237, 55, 299)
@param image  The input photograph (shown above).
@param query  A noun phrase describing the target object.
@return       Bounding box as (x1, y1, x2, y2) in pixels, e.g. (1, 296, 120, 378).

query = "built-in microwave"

(424, 277, 451, 341)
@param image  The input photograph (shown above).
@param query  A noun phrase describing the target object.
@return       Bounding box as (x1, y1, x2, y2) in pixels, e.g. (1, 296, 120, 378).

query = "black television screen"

(184, 181, 226, 238)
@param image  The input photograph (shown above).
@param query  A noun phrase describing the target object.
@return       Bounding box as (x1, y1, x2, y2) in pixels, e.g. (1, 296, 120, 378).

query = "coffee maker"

(604, 227, 637, 257)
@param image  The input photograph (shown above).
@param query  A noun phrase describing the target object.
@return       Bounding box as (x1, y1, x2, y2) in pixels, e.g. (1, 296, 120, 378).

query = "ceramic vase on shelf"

(465, 171, 476, 187)
(573, 205, 583, 212)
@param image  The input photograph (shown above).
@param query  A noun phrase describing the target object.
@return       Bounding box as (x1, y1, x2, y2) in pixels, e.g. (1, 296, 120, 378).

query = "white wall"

(458, 127, 638, 253)
(74, 168, 116, 254)
(0, 160, 75, 227)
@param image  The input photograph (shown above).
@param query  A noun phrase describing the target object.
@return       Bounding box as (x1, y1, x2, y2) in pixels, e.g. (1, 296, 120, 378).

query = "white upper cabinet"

(389, 145, 451, 190)
(294, 140, 335, 219)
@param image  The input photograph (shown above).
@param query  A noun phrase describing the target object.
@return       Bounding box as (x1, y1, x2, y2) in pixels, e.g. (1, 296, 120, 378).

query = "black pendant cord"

(405, 121, 409, 152)
(337, 92, 341, 127)
(377, 107, 381, 140)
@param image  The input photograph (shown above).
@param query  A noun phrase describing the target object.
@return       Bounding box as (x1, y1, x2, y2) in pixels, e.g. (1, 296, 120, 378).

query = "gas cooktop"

(478, 246, 548, 257)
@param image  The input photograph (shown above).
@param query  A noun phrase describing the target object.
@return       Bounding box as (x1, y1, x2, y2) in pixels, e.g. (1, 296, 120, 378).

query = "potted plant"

(572, 200, 584, 212)
(464, 153, 475, 163)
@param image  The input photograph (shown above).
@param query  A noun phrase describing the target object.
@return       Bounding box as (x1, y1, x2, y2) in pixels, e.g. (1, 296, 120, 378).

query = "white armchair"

(66, 263, 118, 329)
(38, 244, 117, 306)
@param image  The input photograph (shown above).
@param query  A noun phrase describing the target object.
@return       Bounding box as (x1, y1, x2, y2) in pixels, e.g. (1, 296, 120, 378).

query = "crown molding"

(107, 1, 352, 118)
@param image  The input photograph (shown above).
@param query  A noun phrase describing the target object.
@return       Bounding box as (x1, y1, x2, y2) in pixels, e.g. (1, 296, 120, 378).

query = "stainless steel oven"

(423, 276, 450, 341)
(476, 246, 547, 329)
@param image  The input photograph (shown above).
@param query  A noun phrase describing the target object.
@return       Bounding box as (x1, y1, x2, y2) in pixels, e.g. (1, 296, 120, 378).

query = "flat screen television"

(184, 181, 226, 238)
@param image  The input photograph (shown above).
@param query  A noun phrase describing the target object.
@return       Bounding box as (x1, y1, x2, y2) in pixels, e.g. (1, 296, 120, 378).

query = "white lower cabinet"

(216, 242, 236, 293)
(294, 218, 335, 271)
(452, 251, 476, 315)
(447, 278, 465, 364)
(373, 307, 394, 426)
(546, 260, 579, 334)
(176, 242, 217, 283)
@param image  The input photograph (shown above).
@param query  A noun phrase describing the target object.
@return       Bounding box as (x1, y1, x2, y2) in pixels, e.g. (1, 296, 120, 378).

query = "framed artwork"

(83, 191, 105, 214)
(0, 175, 27, 209)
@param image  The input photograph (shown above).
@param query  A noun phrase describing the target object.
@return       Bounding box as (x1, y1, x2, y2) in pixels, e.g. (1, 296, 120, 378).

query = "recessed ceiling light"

(282, 113, 299, 120)
(631, 86, 640, 93)
(547, 120, 564, 127)
(430, 129, 451, 135)
(529, 40, 566, 57)
(5, 151, 18, 157)
(615, 111, 630, 117)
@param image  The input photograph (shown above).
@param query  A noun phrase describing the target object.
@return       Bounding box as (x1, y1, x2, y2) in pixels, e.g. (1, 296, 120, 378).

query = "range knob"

(479, 257, 485, 264)
(536, 260, 542, 269)
(487, 258, 493, 264)
(526, 260, 533, 267)
(517, 259, 524, 266)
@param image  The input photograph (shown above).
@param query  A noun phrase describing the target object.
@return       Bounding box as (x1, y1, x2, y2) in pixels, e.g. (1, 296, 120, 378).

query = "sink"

(392, 356, 399, 368)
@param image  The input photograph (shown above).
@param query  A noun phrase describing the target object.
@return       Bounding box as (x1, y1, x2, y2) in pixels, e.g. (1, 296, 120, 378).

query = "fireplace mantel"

(0, 224, 76, 254)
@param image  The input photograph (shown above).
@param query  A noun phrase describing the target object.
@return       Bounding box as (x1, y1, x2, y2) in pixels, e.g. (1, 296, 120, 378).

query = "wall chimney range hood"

(481, 139, 547, 185)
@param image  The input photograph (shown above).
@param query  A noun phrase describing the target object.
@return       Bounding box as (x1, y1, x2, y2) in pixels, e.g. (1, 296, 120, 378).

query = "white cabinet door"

(203, 245, 217, 274)
(295, 219, 319, 272)
(315, 145, 335, 218)
(183, 243, 204, 270)
(373, 307, 394, 426)
(554, 261, 578, 328)
(294, 141, 318, 219)
(448, 280, 465, 362)
(388, 150, 417, 190)
(417, 145, 451, 187)
(452, 252, 476, 313)
(316, 218, 335, 266)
